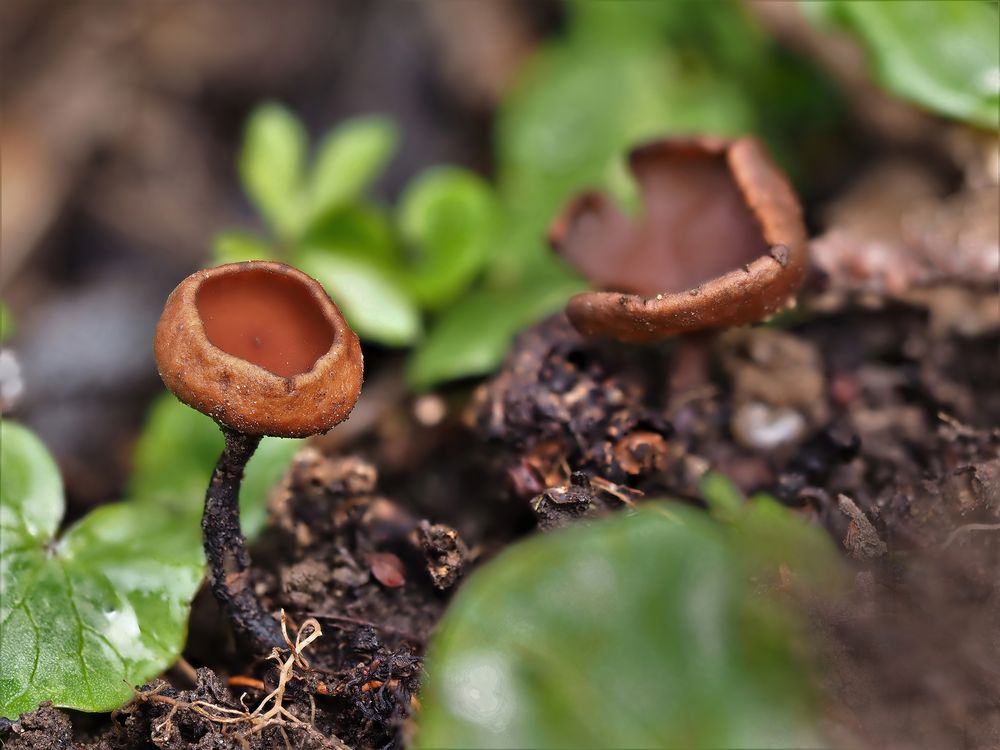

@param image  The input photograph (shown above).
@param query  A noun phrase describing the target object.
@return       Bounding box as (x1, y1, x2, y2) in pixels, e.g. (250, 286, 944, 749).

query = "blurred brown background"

(0, 0, 556, 510)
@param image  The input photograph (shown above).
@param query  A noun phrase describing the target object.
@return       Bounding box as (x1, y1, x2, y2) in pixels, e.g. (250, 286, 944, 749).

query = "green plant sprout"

(220, 2, 847, 391)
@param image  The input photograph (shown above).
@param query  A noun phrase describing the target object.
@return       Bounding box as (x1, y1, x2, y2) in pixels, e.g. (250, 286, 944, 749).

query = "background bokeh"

(1, 0, 991, 516)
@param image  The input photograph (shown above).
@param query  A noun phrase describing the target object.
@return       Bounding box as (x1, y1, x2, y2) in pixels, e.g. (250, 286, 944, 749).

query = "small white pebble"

(731, 402, 806, 451)
(413, 393, 447, 427)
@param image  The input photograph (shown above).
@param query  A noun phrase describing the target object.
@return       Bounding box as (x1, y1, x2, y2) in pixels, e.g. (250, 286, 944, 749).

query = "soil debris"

(837, 494, 886, 561)
(0, 703, 73, 750)
(410, 521, 470, 590)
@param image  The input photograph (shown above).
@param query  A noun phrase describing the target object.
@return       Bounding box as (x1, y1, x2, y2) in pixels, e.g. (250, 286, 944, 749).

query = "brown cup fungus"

(549, 136, 808, 342)
(155, 261, 363, 652)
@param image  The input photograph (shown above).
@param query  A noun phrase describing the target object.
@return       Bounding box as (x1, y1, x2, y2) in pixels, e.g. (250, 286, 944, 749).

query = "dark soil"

(3, 294, 998, 749)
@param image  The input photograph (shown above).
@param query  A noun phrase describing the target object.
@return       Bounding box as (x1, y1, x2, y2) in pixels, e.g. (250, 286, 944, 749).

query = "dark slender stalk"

(203, 426, 283, 653)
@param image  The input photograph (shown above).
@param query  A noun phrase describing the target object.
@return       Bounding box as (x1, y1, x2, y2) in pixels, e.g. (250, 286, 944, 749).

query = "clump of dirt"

(1, 703, 74, 749)
(246, 448, 468, 748)
(466, 315, 675, 529)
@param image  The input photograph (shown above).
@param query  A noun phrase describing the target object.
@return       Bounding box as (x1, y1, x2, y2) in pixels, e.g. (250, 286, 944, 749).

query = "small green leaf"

(736, 494, 845, 591)
(0, 421, 62, 551)
(417, 503, 831, 749)
(0, 301, 14, 344)
(308, 116, 398, 225)
(399, 168, 498, 308)
(300, 204, 400, 267)
(1, 421, 203, 718)
(127, 395, 222, 512)
(128, 394, 300, 539)
(238, 103, 308, 239)
(296, 249, 421, 347)
(699, 471, 745, 522)
(406, 272, 584, 390)
(818, 0, 1000, 129)
(211, 231, 276, 266)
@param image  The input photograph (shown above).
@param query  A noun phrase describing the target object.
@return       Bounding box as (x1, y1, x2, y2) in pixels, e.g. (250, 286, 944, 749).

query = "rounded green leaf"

(416, 503, 830, 749)
(0, 422, 63, 551)
(820, 0, 1000, 129)
(399, 167, 498, 308)
(299, 204, 401, 267)
(308, 116, 399, 225)
(0, 422, 204, 719)
(238, 103, 308, 239)
(406, 272, 584, 390)
(297, 249, 421, 347)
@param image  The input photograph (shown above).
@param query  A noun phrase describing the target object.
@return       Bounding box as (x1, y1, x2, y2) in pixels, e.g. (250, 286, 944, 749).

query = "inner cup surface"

(196, 269, 335, 377)
(562, 150, 769, 296)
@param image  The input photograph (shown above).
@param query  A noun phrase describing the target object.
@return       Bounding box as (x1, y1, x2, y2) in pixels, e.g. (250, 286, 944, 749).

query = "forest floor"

(5, 282, 998, 749)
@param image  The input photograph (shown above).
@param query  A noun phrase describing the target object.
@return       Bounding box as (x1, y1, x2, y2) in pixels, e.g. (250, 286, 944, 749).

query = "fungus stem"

(203, 427, 283, 653)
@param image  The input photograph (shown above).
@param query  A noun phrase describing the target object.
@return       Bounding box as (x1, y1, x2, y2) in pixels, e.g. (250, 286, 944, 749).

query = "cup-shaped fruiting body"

(155, 261, 363, 437)
(549, 136, 808, 342)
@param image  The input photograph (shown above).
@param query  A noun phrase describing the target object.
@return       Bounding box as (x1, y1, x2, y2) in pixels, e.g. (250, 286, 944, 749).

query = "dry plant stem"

(204, 426, 283, 653)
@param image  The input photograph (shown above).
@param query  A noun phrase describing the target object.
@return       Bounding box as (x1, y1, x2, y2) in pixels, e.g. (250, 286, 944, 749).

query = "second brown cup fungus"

(549, 136, 808, 342)
(155, 261, 363, 652)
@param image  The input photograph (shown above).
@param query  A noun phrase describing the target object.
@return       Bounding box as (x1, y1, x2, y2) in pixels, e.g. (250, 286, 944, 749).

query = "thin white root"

(138, 610, 349, 749)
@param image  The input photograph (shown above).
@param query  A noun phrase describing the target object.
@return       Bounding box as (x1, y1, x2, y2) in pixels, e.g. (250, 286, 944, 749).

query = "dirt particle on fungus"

(770, 244, 790, 267)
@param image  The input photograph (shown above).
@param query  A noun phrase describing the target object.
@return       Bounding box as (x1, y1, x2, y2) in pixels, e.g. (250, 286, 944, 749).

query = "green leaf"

(1, 421, 203, 718)
(819, 0, 1000, 129)
(399, 168, 498, 308)
(308, 116, 398, 225)
(300, 204, 401, 267)
(128, 394, 300, 539)
(238, 103, 308, 239)
(698, 471, 745, 522)
(127, 395, 222, 512)
(211, 230, 276, 266)
(0, 421, 62, 550)
(417, 503, 833, 749)
(296, 249, 421, 347)
(406, 272, 584, 390)
(0, 301, 14, 343)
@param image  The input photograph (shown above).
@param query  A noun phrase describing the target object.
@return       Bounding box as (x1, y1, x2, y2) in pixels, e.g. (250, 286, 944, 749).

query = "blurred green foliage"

(806, 0, 1000, 130)
(128, 393, 300, 539)
(0, 301, 13, 343)
(222, 1, 843, 390)
(417, 500, 843, 749)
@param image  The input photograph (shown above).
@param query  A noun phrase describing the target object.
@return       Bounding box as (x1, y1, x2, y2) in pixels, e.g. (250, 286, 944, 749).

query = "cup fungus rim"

(548, 135, 809, 342)
(154, 260, 364, 437)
